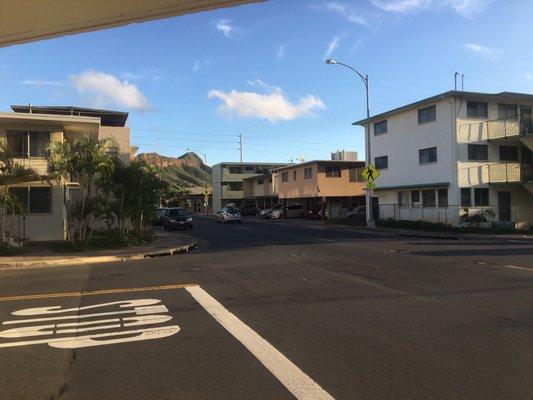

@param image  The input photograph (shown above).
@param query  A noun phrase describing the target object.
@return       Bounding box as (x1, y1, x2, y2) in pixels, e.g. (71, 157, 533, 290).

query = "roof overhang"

(373, 182, 449, 191)
(272, 160, 365, 172)
(0, 0, 262, 48)
(353, 91, 533, 126)
(0, 111, 100, 134)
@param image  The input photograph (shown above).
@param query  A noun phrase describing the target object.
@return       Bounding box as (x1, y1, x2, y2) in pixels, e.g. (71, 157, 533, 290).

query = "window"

(29, 187, 52, 213)
(374, 120, 388, 135)
(29, 132, 50, 157)
(304, 167, 313, 179)
(325, 166, 341, 178)
(229, 166, 242, 174)
(419, 147, 437, 164)
(461, 188, 472, 207)
(474, 188, 489, 206)
(467, 101, 488, 118)
(225, 182, 242, 192)
(375, 156, 388, 170)
(422, 189, 436, 207)
(398, 191, 410, 207)
(293, 170, 297, 180)
(498, 104, 517, 119)
(8, 187, 28, 213)
(244, 166, 255, 172)
(349, 168, 362, 182)
(257, 179, 264, 185)
(418, 105, 436, 124)
(438, 188, 448, 208)
(6, 131, 27, 157)
(499, 146, 519, 161)
(468, 144, 488, 161)
(281, 172, 288, 182)
(411, 190, 420, 206)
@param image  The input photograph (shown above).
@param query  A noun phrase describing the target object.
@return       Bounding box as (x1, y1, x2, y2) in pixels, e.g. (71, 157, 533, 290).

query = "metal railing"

(0, 213, 25, 244)
(460, 162, 532, 185)
(376, 204, 519, 226)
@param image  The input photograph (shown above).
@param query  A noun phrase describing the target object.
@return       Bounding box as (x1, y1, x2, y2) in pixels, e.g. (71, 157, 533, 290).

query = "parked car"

(164, 207, 193, 231)
(262, 204, 283, 219)
(344, 205, 366, 222)
(268, 203, 305, 219)
(152, 207, 167, 226)
(216, 207, 242, 223)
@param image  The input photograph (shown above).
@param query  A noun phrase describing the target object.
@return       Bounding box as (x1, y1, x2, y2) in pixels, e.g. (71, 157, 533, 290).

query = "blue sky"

(1, 0, 532, 165)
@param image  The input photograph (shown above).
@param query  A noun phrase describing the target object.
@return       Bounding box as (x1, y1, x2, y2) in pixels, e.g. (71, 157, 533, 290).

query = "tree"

(0, 142, 41, 244)
(47, 137, 116, 242)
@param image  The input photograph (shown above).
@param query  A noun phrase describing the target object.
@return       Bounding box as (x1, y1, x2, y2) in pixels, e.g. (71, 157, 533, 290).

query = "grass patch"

(54, 230, 154, 253)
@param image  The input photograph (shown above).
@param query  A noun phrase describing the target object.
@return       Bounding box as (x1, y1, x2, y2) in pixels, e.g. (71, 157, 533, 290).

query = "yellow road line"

(0, 283, 198, 302)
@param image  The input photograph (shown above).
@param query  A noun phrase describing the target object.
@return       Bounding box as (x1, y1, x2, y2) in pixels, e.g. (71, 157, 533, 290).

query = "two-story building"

(211, 162, 287, 212)
(242, 171, 279, 212)
(1, 105, 135, 242)
(272, 160, 366, 218)
(354, 91, 533, 228)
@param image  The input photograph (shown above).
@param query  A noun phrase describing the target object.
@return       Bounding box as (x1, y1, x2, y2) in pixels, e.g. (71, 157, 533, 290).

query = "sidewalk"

(246, 216, 533, 242)
(0, 229, 197, 271)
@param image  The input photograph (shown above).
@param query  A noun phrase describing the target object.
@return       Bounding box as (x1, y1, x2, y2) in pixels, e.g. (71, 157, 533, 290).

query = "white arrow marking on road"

(11, 299, 162, 316)
(186, 285, 335, 400)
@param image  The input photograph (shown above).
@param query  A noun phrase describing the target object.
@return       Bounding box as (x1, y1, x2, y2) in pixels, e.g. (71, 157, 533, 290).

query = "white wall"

(370, 99, 455, 204)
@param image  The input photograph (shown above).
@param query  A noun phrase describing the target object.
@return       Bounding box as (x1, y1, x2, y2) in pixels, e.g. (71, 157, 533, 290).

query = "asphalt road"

(0, 216, 532, 400)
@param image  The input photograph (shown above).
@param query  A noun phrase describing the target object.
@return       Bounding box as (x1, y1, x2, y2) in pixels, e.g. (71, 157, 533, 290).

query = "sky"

(1, 0, 532, 165)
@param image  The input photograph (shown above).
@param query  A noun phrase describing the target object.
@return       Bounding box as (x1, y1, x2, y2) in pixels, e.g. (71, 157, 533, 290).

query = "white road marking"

(503, 264, 533, 272)
(186, 285, 335, 400)
(0, 299, 179, 349)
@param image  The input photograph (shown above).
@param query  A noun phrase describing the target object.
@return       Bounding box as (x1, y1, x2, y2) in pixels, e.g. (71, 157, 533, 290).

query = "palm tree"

(47, 137, 116, 242)
(0, 143, 40, 244)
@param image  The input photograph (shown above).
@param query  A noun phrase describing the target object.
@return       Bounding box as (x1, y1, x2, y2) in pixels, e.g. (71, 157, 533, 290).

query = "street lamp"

(325, 58, 375, 229)
(187, 147, 209, 215)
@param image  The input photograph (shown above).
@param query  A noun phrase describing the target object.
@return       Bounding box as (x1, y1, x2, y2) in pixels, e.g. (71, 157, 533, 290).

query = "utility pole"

(239, 133, 244, 163)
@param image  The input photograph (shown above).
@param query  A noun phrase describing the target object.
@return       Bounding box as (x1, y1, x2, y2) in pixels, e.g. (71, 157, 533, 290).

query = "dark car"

(164, 207, 193, 231)
(152, 207, 167, 226)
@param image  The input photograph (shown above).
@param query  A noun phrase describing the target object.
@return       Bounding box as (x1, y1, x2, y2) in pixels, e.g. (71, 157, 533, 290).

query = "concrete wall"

(98, 126, 131, 164)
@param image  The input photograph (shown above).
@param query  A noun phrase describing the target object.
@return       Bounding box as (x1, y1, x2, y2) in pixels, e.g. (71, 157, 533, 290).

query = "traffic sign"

(361, 165, 380, 183)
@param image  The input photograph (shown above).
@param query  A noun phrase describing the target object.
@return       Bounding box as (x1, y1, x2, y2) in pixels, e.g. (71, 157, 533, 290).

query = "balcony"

(487, 116, 533, 140)
(485, 162, 533, 183)
(11, 157, 49, 176)
(222, 188, 243, 199)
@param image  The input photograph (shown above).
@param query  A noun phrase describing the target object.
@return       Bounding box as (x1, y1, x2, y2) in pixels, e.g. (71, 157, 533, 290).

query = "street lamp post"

(325, 58, 375, 229)
(187, 147, 209, 216)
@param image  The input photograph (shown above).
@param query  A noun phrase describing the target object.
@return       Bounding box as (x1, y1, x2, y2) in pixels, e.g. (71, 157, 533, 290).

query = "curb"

(0, 241, 197, 271)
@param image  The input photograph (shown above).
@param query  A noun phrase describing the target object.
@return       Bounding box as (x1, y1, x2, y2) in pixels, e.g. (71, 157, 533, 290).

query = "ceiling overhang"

(0, 0, 262, 47)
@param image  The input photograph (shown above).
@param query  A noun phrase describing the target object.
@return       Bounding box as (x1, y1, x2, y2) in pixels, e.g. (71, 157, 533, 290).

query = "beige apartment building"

(355, 91, 533, 228)
(242, 171, 279, 211)
(0, 105, 135, 243)
(273, 160, 366, 218)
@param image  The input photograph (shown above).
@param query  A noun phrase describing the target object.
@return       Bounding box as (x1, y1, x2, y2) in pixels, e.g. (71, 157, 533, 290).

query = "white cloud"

(526, 73, 533, 81)
(370, 0, 495, 17)
(20, 79, 63, 87)
(324, 36, 340, 59)
(215, 18, 237, 38)
(122, 70, 162, 82)
(70, 70, 151, 111)
(464, 42, 499, 59)
(207, 82, 325, 123)
(277, 44, 287, 59)
(193, 59, 210, 73)
(324, 2, 369, 26)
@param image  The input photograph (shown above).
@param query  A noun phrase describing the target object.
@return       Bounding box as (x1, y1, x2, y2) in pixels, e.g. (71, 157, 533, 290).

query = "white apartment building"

(211, 162, 288, 212)
(355, 91, 533, 229)
(1, 105, 135, 242)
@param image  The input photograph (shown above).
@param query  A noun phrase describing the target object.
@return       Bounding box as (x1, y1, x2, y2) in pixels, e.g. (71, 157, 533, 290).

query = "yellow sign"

(361, 165, 380, 183)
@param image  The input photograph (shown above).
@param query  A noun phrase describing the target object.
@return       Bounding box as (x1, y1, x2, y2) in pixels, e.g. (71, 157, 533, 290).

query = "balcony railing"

(222, 188, 243, 199)
(487, 116, 533, 140)
(460, 162, 532, 185)
(486, 162, 522, 183)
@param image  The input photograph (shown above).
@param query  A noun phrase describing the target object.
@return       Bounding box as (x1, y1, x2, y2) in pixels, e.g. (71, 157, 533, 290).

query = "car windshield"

(156, 209, 166, 217)
(168, 208, 187, 217)
(226, 207, 239, 214)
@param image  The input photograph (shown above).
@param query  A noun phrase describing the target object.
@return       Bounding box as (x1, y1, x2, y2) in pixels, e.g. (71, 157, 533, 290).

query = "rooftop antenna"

(238, 133, 244, 163)
(461, 74, 465, 91)
(454, 72, 459, 91)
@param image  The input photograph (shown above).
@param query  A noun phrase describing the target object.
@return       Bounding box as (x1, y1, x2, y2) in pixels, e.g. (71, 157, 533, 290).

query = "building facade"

(355, 91, 533, 228)
(273, 160, 366, 218)
(1, 105, 135, 242)
(211, 162, 287, 212)
(242, 172, 279, 212)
